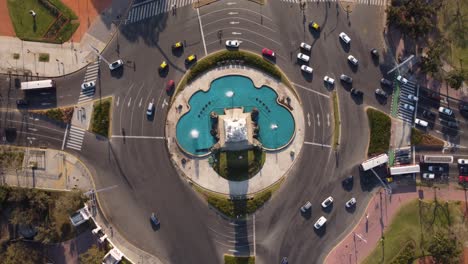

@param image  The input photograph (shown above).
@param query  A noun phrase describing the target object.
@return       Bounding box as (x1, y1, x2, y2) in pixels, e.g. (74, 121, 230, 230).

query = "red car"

(262, 48, 275, 57)
(166, 80, 175, 93)
(459, 176, 468, 184)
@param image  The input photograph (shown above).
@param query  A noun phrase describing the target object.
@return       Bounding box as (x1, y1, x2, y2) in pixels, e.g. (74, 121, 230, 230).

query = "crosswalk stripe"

(66, 144, 82, 151)
(71, 126, 86, 132)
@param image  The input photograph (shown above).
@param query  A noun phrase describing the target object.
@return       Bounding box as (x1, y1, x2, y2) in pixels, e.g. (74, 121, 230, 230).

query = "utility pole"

(88, 44, 111, 65)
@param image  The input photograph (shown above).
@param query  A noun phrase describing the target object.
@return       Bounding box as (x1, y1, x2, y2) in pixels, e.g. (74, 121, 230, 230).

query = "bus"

(360, 154, 388, 171)
(389, 164, 420, 175)
(421, 155, 453, 164)
(21, 79, 56, 90)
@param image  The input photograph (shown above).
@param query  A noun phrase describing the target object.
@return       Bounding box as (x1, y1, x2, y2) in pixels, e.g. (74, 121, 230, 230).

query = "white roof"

(361, 154, 388, 171)
(389, 164, 420, 175)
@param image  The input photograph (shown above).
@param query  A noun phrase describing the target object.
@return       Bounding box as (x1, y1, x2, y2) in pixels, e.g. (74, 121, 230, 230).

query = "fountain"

(271, 124, 278, 130)
(190, 129, 199, 139)
(225, 91, 234, 97)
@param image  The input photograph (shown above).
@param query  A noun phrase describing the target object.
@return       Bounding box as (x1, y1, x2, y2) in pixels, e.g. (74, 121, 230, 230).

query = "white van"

(422, 173, 435, 179)
(458, 159, 468, 165)
(146, 102, 154, 116)
(415, 118, 428, 128)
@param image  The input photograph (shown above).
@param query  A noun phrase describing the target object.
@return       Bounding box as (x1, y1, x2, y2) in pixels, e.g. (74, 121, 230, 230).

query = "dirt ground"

(60, 0, 113, 42)
(0, 0, 15, 36)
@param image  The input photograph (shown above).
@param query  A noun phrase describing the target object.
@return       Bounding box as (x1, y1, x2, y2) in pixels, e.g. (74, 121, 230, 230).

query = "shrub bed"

(224, 255, 255, 264)
(411, 128, 444, 147)
(34, 106, 74, 123)
(38, 53, 50, 62)
(206, 189, 272, 218)
(91, 98, 112, 137)
(366, 108, 391, 156)
(213, 148, 266, 181)
(332, 91, 340, 149)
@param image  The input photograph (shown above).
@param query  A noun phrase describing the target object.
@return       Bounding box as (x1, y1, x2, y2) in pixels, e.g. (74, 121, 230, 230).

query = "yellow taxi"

(185, 54, 197, 64)
(159, 61, 168, 72)
(309, 21, 320, 31)
(172, 41, 183, 50)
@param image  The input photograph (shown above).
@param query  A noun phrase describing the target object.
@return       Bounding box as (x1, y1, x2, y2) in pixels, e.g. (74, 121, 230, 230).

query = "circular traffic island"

(165, 51, 305, 216)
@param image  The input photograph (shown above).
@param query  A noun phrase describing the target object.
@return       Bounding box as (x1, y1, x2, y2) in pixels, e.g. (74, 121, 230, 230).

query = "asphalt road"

(0, 0, 402, 263)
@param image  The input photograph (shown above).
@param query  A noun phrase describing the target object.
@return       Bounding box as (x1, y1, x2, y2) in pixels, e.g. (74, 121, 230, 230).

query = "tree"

(445, 69, 466, 90)
(1, 242, 43, 264)
(428, 232, 461, 264)
(420, 39, 447, 76)
(79, 245, 106, 264)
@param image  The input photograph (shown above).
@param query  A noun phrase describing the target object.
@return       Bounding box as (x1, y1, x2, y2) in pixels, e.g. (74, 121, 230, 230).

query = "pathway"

(0, 0, 15, 37)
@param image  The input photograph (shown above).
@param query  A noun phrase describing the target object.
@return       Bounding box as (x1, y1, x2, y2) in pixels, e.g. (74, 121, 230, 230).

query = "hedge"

(206, 190, 272, 218)
(224, 255, 255, 264)
(91, 99, 112, 137)
(411, 128, 444, 147)
(366, 108, 391, 156)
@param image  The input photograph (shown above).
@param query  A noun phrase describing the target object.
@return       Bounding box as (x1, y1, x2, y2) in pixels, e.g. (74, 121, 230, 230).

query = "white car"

(397, 75, 408, 84)
(109, 59, 124, 70)
(458, 159, 468, 165)
(301, 65, 313, 74)
(422, 173, 435, 179)
(345, 197, 356, 208)
(300, 42, 311, 51)
(347, 55, 358, 65)
(300, 201, 312, 213)
(225, 40, 240, 48)
(297, 53, 310, 62)
(146, 102, 154, 116)
(407, 94, 419, 101)
(339, 32, 351, 44)
(81, 81, 96, 90)
(438, 107, 454, 116)
(403, 104, 415, 111)
(415, 118, 428, 128)
(324, 76, 335, 85)
(321, 196, 334, 208)
(314, 216, 327, 229)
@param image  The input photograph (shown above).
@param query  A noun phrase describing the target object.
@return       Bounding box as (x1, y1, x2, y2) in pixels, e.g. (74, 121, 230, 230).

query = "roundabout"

(166, 54, 305, 195)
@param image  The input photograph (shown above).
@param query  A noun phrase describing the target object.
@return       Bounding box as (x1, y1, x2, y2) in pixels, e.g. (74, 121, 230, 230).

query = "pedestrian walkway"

(280, 0, 387, 6)
(78, 59, 100, 104)
(66, 126, 86, 151)
(397, 80, 417, 124)
(125, 0, 197, 25)
(324, 184, 468, 264)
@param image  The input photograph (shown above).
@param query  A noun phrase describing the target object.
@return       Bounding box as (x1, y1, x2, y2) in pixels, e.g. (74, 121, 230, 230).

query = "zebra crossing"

(125, 0, 196, 25)
(280, 0, 387, 6)
(78, 60, 99, 104)
(397, 80, 417, 123)
(66, 126, 86, 151)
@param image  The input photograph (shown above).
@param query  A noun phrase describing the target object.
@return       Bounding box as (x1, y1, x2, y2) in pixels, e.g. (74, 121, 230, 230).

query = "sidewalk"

(324, 185, 468, 264)
(0, 0, 131, 77)
(0, 147, 163, 264)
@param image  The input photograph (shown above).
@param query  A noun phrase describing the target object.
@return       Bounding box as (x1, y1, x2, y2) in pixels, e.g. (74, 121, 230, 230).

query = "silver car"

(321, 196, 334, 208)
(81, 81, 96, 90)
(109, 59, 124, 70)
(297, 53, 310, 62)
(225, 40, 240, 48)
(345, 198, 356, 208)
(314, 216, 327, 229)
(339, 32, 351, 44)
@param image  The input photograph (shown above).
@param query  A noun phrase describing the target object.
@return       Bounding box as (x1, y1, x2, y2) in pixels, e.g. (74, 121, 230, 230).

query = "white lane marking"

(201, 8, 273, 22)
(304, 141, 332, 148)
(307, 112, 311, 127)
(162, 99, 168, 108)
(229, 21, 239, 25)
(128, 97, 132, 107)
(139, 98, 143, 107)
(291, 82, 330, 98)
(27, 128, 38, 131)
(197, 8, 208, 56)
(61, 124, 69, 150)
(253, 214, 256, 256)
(111, 135, 165, 139)
(317, 113, 320, 127)
(327, 114, 330, 127)
(228, 12, 238, 15)
(232, 32, 242, 35)
(116, 96, 120, 106)
(227, 2, 236, 5)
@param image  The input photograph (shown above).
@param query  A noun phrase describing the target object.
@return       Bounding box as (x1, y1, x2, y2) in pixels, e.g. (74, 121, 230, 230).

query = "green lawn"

(332, 91, 340, 149)
(214, 148, 265, 181)
(362, 199, 467, 264)
(91, 98, 112, 138)
(437, 0, 468, 71)
(7, 0, 56, 40)
(366, 108, 391, 156)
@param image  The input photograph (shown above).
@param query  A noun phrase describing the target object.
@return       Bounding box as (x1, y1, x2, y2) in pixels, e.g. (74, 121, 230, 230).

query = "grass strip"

(91, 98, 112, 138)
(411, 128, 445, 147)
(366, 108, 391, 156)
(38, 53, 50, 62)
(332, 91, 340, 149)
(224, 255, 255, 264)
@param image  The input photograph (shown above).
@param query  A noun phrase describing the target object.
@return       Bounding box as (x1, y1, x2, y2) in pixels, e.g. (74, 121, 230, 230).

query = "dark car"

(375, 89, 388, 98)
(380, 78, 393, 87)
(340, 74, 353, 84)
(422, 110, 436, 120)
(459, 166, 468, 176)
(150, 213, 160, 226)
(166, 80, 175, 93)
(16, 99, 29, 106)
(427, 91, 441, 101)
(350, 88, 363, 97)
(459, 102, 468, 114)
(371, 48, 379, 58)
(342, 175, 353, 186)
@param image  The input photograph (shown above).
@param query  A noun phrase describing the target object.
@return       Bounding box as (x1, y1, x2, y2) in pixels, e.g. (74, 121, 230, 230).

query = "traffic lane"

(54, 68, 87, 106)
(88, 137, 222, 263)
(207, 215, 255, 256)
(300, 88, 333, 145)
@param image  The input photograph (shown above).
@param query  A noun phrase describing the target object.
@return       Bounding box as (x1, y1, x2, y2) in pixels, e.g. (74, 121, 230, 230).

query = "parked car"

(375, 89, 388, 98)
(397, 75, 408, 84)
(438, 106, 454, 117)
(403, 104, 415, 111)
(339, 32, 351, 44)
(300, 42, 311, 51)
(225, 40, 240, 48)
(321, 196, 334, 208)
(459, 102, 468, 115)
(300, 201, 312, 213)
(314, 216, 327, 229)
(422, 110, 436, 120)
(415, 118, 428, 128)
(301, 65, 313, 74)
(297, 53, 310, 62)
(347, 55, 358, 66)
(423, 173, 435, 179)
(380, 78, 392, 87)
(109, 59, 124, 70)
(428, 166, 444, 172)
(340, 74, 353, 84)
(459, 175, 468, 184)
(81, 81, 96, 90)
(351, 88, 363, 97)
(16, 99, 29, 106)
(262, 48, 275, 58)
(324, 76, 335, 85)
(458, 159, 468, 165)
(407, 94, 419, 101)
(345, 198, 356, 208)
(370, 48, 379, 58)
(445, 120, 459, 129)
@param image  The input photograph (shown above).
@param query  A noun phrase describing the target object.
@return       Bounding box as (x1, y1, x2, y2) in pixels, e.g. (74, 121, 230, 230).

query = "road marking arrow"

(316, 114, 320, 126)
(139, 98, 142, 107)
(162, 99, 168, 108)
(327, 114, 330, 126)
(229, 21, 240, 25)
(228, 12, 238, 15)
(28, 128, 38, 132)
(127, 97, 132, 107)
(116, 96, 120, 106)
(232, 32, 242, 35)
(227, 2, 237, 5)
(307, 113, 311, 127)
